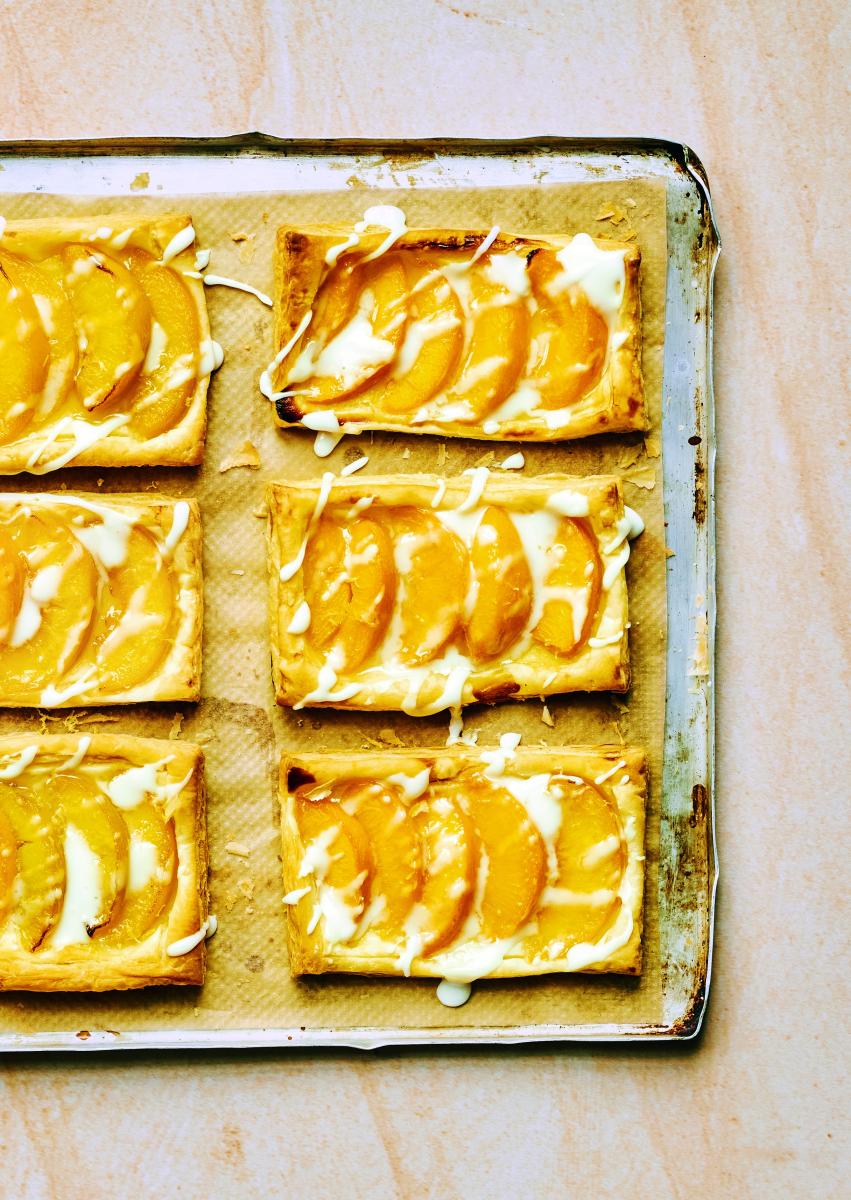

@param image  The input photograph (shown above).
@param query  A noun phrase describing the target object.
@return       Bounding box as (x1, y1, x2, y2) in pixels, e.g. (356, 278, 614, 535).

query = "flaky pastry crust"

(0, 734, 207, 991)
(267, 472, 631, 713)
(280, 746, 646, 979)
(273, 224, 644, 442)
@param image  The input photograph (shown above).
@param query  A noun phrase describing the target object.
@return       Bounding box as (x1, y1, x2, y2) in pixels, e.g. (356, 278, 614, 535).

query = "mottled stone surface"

(1, 2, 847, 1196)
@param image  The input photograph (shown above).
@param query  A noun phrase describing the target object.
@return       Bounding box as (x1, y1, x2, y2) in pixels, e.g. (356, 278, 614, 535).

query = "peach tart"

(267, 472, 641, 716)
(0, 734, 208, 990)
(269, 212, 643, 443)
(280, 745, 646, 986)
(0, 491, 202, 706)
(0, 213, 217, 472)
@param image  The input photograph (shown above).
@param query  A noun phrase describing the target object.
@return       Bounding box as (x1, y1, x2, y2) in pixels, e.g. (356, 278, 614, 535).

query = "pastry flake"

(280, 746, 646, 979)
(270, 222, 644, 442)
(267, 472, 637, 714)
(0, 734, 207, 991)
(0, 491, 202, 707)
(0, 213, 216, 472)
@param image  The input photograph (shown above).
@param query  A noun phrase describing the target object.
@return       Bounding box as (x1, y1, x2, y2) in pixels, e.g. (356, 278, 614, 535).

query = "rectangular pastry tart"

(0, 734, 208, 990)
(267, 472, 640, 716)
(0, 213, 217, 472)
(280, 745, 646, 983)
(0, 491, 202, 706)
(269, 218, 644, 442)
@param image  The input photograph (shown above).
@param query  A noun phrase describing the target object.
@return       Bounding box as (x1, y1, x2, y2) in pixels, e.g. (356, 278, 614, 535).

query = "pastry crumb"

(541, 702, 555, 728)
(219, 440, 261, 472)
(474, 449, 496, 468)
(437, 443, 447, 468)
(665, 546, 676, 558)
(378, 727, 405, 747)
(230, 230, 250, 243)
(622, 464, 656, 490)
(238, 878, 256, 901)
(225, 841, 251, 859)
(402, 447, 411, 459)
(168, 713, 184, 740)
(253, 503, 268, 519)
(130, 171, 150, 191)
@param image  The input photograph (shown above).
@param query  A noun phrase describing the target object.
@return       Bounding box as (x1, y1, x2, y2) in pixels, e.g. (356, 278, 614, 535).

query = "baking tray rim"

(0, 133, 718, 1049)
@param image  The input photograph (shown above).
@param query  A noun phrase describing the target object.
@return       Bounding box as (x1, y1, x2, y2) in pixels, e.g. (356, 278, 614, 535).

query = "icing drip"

(203, 274, 272, 307)
(279, 472, 335, 581)
(160, 224, 196, 265)
(166, 913, 217, 957)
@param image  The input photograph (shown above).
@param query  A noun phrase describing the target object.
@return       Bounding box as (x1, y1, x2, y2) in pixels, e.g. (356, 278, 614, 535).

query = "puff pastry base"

(272, 223, 644, 442)
(267, 472, 633, 714)
(0, 734, 207, 991)
(0, 491, 202, 707)
(280, 746, 646, 979)
(0, 213, 214, 472)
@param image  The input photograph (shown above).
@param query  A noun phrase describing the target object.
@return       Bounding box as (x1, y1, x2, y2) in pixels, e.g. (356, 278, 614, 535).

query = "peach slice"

(61, 244, 151, 410)
(123, 248, 200, 438)
(96, 804, 177, 945)
(440, 262, 529, 420)
(534, 776, 626, 954)
(338, 780, 421, 931)
(89, 526, 173, 694)
(0, 781, 65, 950)
(465, 506, 533, 662)
(0, 803, 17, 930)
(412, 789, 477, 956)
(0, 527, 24, 645)
(303, 516, 396, 672)
(532, 518, 603, 657)
(369, 260, 464, 413)
(0, 258, 49, 442)
(391, 508, 468, 666)
(0, 251, 77, 419)
(52, 774, 129, 936)
(460, 778, 546, 939)
(288, 255, 408, 403)
(527, 250, 609, 408)
(295, 793, 372, 939)
(0, 510, 97, 695)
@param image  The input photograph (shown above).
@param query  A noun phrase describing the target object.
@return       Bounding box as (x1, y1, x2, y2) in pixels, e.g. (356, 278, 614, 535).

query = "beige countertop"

(0, 2, 848, 1196)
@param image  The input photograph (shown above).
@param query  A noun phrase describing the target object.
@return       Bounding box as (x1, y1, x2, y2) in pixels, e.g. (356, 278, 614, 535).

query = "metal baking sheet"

(0, 136, 717, 1049)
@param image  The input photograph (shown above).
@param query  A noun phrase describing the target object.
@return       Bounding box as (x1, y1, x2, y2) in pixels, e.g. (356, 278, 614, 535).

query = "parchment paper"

(0, 175, 667, 1038)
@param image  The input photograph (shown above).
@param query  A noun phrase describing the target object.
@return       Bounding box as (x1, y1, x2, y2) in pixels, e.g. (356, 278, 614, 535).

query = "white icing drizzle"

(25, 414, 130, 474)
(286, 600, 311, 635)
(482, 251, 531, 298)
(40, 671, 97, 707)
(499, 452, 525, 471)
(386, 767, 431, 801)
(279, 472, 335, 581)
(203, 273, 272, 307)
(356, 205, 408, 262)
(9, 564, 63, 647)
(199, 338, 224, 374)
(288, 291, 397, 389)
(143, 322, 168, 373)
(546, 488, 590, 517)
(162, 500, 190, 557)
(588, 630, 624, 648)
(552, 233, 627, 322)
(194, 248, 211, 271)
(313, 431, 344, 458)
(49, 825, 102, 947)
(325, 233, 360, 267)
(57, 736, 91, 773)
(436, 979, 472, 1008)
(282, 886, 311, 905)
(455, 467, 490, 513)
(166, 913, 217, 957)
(259, 309, 313, 400)
(602, 546, 631, 591)
(340, 455, 369, 476)
(105, 760, 192, 811)
(160, 224, 196, 265)
(430, 479, 448, 509)
(594, 759, 627, 786)
(292, 660, 361, 709)
(0, 746, 39, 779)
(301, 411, 341, 433)
(480, 732, 522, 778)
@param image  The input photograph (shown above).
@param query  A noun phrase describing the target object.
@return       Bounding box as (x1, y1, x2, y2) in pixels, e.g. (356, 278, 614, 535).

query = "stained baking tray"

(0, 136, 717, 1049)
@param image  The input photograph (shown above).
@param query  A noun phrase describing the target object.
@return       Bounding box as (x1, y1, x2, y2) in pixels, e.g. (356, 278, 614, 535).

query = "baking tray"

(0, 136, 718, 1049)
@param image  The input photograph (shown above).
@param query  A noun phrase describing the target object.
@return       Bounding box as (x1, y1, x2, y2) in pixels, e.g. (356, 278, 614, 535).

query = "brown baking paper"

(0, 175, 666, 1040)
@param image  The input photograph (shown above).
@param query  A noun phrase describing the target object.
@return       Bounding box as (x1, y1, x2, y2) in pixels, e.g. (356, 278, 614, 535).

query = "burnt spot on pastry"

(287, 765, 316, 791)
(473, 681, 521, 704)
(275, 395, 304, 424)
